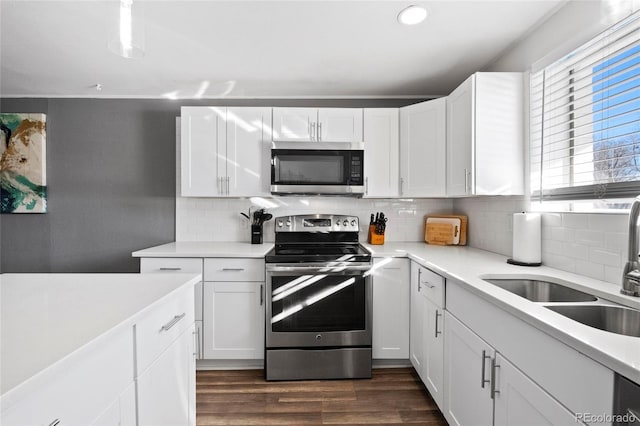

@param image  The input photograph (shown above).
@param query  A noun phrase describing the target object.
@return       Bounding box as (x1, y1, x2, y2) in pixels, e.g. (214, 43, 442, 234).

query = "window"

(530, 11, 640, 206)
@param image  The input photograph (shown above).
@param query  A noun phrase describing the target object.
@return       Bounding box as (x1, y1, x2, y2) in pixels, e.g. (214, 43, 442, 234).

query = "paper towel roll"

(512, 213, 541, 264)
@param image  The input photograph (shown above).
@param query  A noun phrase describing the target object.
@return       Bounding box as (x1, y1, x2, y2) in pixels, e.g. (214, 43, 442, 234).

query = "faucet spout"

(623, 195, 640, 296)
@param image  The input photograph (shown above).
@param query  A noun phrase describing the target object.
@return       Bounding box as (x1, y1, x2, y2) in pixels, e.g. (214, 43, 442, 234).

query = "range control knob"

(343, 220, 349, 226)
(277, 220, 283, 227)
(335, 220, 340, 226)
(286, 220, 291, 227)
(351, 220, 357, 226)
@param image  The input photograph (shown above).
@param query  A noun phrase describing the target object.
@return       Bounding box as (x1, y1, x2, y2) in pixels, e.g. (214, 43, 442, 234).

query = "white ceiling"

(0, 0, 567, 99)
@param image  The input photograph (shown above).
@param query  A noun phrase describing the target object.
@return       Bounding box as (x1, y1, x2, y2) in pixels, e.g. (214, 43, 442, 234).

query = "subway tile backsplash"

(176, 196, 454, 243)
(453, 196, 629, 285)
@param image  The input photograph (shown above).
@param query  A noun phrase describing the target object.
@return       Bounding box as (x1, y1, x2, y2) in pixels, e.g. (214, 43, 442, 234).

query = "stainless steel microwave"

(270, 143, 364, 195)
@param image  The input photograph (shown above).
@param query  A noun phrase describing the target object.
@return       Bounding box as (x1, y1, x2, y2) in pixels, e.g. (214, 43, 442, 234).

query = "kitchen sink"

(545, 305, 640, 338)
(483, 278, 598, 303)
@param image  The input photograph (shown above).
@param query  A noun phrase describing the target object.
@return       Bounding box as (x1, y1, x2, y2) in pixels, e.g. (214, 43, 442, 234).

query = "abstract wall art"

(0, 113, 47, 213)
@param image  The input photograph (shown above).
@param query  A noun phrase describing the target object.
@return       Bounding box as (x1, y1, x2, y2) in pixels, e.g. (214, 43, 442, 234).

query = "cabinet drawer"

(140, 258, 203, 321)
(417, 265, 444, 306)
(1, 328, 133, 426)
(140, 258, 203, 275)
(136, 286, 195, 375)
(204, 258, 265, 282)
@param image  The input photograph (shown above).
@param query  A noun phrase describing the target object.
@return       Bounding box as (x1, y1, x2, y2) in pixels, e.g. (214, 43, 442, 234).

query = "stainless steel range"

(264, 214, 372, 381)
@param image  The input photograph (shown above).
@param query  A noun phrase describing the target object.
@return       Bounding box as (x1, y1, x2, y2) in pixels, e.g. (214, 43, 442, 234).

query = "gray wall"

(0, 97, 425, 273)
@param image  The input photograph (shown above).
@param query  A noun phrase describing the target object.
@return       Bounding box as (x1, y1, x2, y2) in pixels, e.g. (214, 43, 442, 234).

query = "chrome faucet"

(622, 195, 640, 296)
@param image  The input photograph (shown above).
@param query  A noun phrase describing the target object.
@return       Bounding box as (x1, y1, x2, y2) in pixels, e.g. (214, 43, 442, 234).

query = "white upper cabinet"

(400, 98, 447, 197)
(181, 107, 226, 197)
(181, 107, 270, 197)
(272, 108, 316, 142)
(446, 72, 524, 197)
(363, 108, 399, 197)
(226, 107, 271, 197)
(272, 107, 363, 142)
(317, 108, 363, 142)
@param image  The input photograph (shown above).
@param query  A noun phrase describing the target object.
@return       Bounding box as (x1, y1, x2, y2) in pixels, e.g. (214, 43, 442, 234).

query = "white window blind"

(531, 11, 640, 201)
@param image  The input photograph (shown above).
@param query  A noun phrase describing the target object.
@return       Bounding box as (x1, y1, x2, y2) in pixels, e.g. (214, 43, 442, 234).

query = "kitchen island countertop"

(0, 273, 200, 401)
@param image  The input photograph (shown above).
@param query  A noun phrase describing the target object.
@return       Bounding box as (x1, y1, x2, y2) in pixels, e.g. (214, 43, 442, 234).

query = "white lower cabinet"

(137, 324, 196, 426)
(444, 312, 495, 426)
(409, 262, 425, 375)
(410, 261, 445, 410)
(203, 281, 265, 359)
(372, 258, 410, 359)
(493, 354, 577, 426)
(92, 383, 136, 426)
(422, 297, 444, 409)
(445, 279, 613, 426)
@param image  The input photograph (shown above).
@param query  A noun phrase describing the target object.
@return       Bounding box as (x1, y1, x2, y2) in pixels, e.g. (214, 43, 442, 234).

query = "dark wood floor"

(196, 367, 448, 425)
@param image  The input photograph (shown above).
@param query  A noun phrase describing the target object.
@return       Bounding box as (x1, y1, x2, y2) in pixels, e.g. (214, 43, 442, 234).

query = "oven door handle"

(266, 265, 372, 273)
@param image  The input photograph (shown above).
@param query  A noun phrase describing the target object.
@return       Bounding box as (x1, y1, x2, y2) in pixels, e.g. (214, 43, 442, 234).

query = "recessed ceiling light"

(398, 5, 428, 25)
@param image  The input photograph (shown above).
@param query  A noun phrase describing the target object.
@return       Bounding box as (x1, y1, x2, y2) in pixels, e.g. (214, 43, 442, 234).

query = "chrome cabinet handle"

(400, 177, 404, 196)
(196, 326, 202, 359)
(49, 420, 60, 426)
(216, 176, 221, 194)
(192, 329, 198, 358)
(159, 267, 182, 271)
(365, 177, 369, 195)
(318, 122, 322, 141)
(422, 282, 436, 289)
(481, 350, 491, 388)
(311, 122, 316, 141)
(417, 268, 422, 292)
(221, 268, 245, 271)
(160, 313, 186, 332)
(491, 357, 501, 399)
(464, 168, 468, 193)
(435, 310, 442, 338)
(260, 284, 264, 306)
(383, 267, 401, 270)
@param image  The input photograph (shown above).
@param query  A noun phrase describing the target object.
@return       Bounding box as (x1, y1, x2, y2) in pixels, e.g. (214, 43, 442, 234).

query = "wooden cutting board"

(424, 215, 468, 246)
(425, 217, 461, 245)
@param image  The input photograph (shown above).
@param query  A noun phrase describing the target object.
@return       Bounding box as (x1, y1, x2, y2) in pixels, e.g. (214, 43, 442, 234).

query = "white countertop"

(364, 242, 640, 383)
(132, 241, 274, 258)
(130, 240, 640, 383)
(0, 273, 200, 398)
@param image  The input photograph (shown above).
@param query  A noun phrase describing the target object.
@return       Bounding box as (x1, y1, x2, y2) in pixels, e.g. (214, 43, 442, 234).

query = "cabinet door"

(400, 98, 446, 197)
(446, 76, 474, 197)
(409, 262, 424, 376)
(493, 354, 577, 426)
(226, 107, 271, 197)
(317, 108, 363, 142)
(203, 281, 265, 359)
(444, 312, 493, 426)
(475, 73, 524, 195)
(363, 108, 399, 197)
(137, 325, 194, 426)
(181, 107, 227, 196)
(372, 258, 410, 359)
(423, 297, 444, 410)
(272, 107, 316, 141)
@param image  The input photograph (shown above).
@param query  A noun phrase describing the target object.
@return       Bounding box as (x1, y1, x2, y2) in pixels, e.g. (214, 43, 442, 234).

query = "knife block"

(251, 224, 263, 244)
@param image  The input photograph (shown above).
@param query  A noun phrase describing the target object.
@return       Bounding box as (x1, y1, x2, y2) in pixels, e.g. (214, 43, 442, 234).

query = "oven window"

(270, 274, 366, 332)
(275, 155, 345, 184)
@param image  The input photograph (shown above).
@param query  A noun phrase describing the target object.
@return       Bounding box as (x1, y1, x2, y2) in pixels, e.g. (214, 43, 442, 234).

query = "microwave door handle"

(273, 156, 279, 181)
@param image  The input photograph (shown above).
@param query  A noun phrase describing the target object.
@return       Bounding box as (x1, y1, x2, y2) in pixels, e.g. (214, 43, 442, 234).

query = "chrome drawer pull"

(481, 350, 491, 388)
(160, 313, 186, 332)
(49, 420, 60, 426)
(421, 281, 436, 289)
(159, 267, 182, 271)
(221, 268, 245, 271)
(435, 310, 442, 338)
(491, 357, 501, 399)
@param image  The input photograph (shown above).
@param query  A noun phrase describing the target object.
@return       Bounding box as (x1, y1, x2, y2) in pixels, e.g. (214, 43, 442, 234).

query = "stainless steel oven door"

(266, 263, 372, 348)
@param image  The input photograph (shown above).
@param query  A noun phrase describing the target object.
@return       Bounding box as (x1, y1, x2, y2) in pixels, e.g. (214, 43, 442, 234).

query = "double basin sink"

(482, 277, 640, 338)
